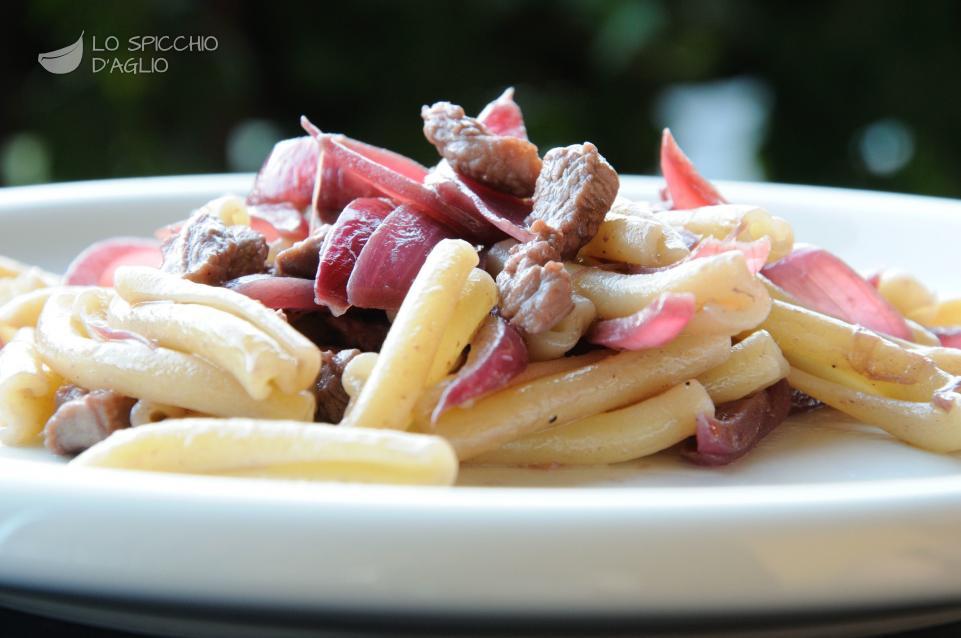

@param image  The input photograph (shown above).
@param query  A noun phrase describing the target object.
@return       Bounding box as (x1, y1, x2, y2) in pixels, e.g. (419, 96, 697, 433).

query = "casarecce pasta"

(2, 87, 958, 485)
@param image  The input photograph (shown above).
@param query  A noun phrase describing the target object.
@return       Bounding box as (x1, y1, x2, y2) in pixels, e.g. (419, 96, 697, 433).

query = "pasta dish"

(1, 89, 960, 486)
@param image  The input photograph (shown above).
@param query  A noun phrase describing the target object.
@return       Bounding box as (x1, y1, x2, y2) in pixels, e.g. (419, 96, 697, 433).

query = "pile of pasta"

(2, 192, 961, 486)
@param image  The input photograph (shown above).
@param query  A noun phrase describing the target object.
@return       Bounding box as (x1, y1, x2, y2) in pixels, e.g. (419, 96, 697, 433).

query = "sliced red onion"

(337, 135, 430, 183)
(932, 327, 961, 350)
(432, 314, 528, 421)
(299, 118, 427, 219)
(762, 246, 912, 340)
(690, 236, 771, 275)
(64, 238, 163, 287)
(588, 293, 696, 350)
(247, 136, 318, 210)
(311, 135, 427, 221)
(346, 204, 454, 311)
(226, 274, 320, 310)
(477, 87, 528, 139)
(314, 198, 395, 315)
(428, 160, 533, 242)
(248, 203, 308, 242)
(84, 317, 157, 349)
(682, 379, 792, 466)
(660, 129, 726, 210)
(302, 117, 503, 242)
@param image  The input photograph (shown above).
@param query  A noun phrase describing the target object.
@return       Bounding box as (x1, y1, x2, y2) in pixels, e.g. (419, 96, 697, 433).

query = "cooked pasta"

(569, 251, 771, 337)
(107, 295, 302, 399)
(129, 400, 190, 427)
(875, 269, 937, 317)
(761, 300, 951, 403)
(578, 211, 690, 267)
(909, 299, 961, 328)
(472, 380, 714, 465)
(345, 239, 479, 429)
(113, 267, 320, 391)
(789, 368, 961, 453)
(35, 289, 314, 420)
(657, 204, 794, 262)
(0, 286, 69, 329)
(426, 268, 498, 384)
(6, 88, 961, 483)
(697, 330, 789, 404)
(341, 351, 379, 418)
(0, 328, 62, 445)
(524, 294, 596, 361)
(417, 335, 730, 459)
(0, 256, 61, 307)
(72, 417, 459, 486)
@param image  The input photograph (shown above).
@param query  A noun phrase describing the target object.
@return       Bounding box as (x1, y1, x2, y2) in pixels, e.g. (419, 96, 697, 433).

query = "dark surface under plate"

(4, 586, 961, 638)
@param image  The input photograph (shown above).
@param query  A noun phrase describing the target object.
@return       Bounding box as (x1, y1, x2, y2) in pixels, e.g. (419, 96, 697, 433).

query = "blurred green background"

(5, 0, 961, 196)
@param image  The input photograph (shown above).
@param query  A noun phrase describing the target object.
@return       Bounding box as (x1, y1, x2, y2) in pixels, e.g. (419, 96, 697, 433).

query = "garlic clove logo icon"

(38, 32, 84, 74)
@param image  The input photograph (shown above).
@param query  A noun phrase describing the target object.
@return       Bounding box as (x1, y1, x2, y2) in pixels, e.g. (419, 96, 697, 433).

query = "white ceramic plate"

(2, 175, 961, 636)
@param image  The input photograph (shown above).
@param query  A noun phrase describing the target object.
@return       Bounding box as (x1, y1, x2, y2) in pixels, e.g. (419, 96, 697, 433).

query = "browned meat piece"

(44, 385, 136, 456)
(161, 212, 268, 286)
(274, 226, 330, 279)
(54, 384, 88, 406)
(421, 102, 542, 197)
(789, 387, 823, 414)
(495, 239, 574, 335)
(289, 308, 390, 353)
(313, 348, 360, 423)
(527, 142, 619, 259)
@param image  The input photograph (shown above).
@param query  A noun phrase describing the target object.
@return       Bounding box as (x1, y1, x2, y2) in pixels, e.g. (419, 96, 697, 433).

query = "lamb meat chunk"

(289, 307, 390, 353)
(44, 385, 136, 456)
(313, 348, 360, 423)
(54, 383, 88, 406)
(422, 101, 541, 198)
(790, 387, 824, 414)
(161, 211, 268, 286)
(274, 226, 330, 279)
(495, 239, 574, 335)
(527, 142, 619, 260)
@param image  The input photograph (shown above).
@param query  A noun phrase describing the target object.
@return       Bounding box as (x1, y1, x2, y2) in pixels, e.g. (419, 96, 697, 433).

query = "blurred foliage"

(4, 0, 961, 197)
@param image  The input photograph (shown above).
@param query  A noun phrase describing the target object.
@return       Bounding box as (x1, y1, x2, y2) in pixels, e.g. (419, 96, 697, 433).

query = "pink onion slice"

(588, 292, 696, 350)
(681, 379, 792, 466)
(932, 327, 961, 350)
(247, 136, 318, 210)
(477, 87, 528, 140)
(337, 136, 430, 184)
(314, 198, 395, 315)
(690, 236, 772, 275)
(660, 129, 727, 210)
(346, 204, 454, 311)
(225, 274, 320, 310)
(84, 318, 157, 349)
(311, 135, 429, 221)
(428, 160, 533, 242)
(762, 246, 912, 340)
(432, 314, 528, 421)
(64, 238, 163, 287)
(302, 117, 502, 242)
(248, 203, 309, 242)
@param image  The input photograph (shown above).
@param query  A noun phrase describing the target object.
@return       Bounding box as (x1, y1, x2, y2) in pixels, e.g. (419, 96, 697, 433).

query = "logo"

(38, 31, 84, 74)
(38, 32, 218, 75)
